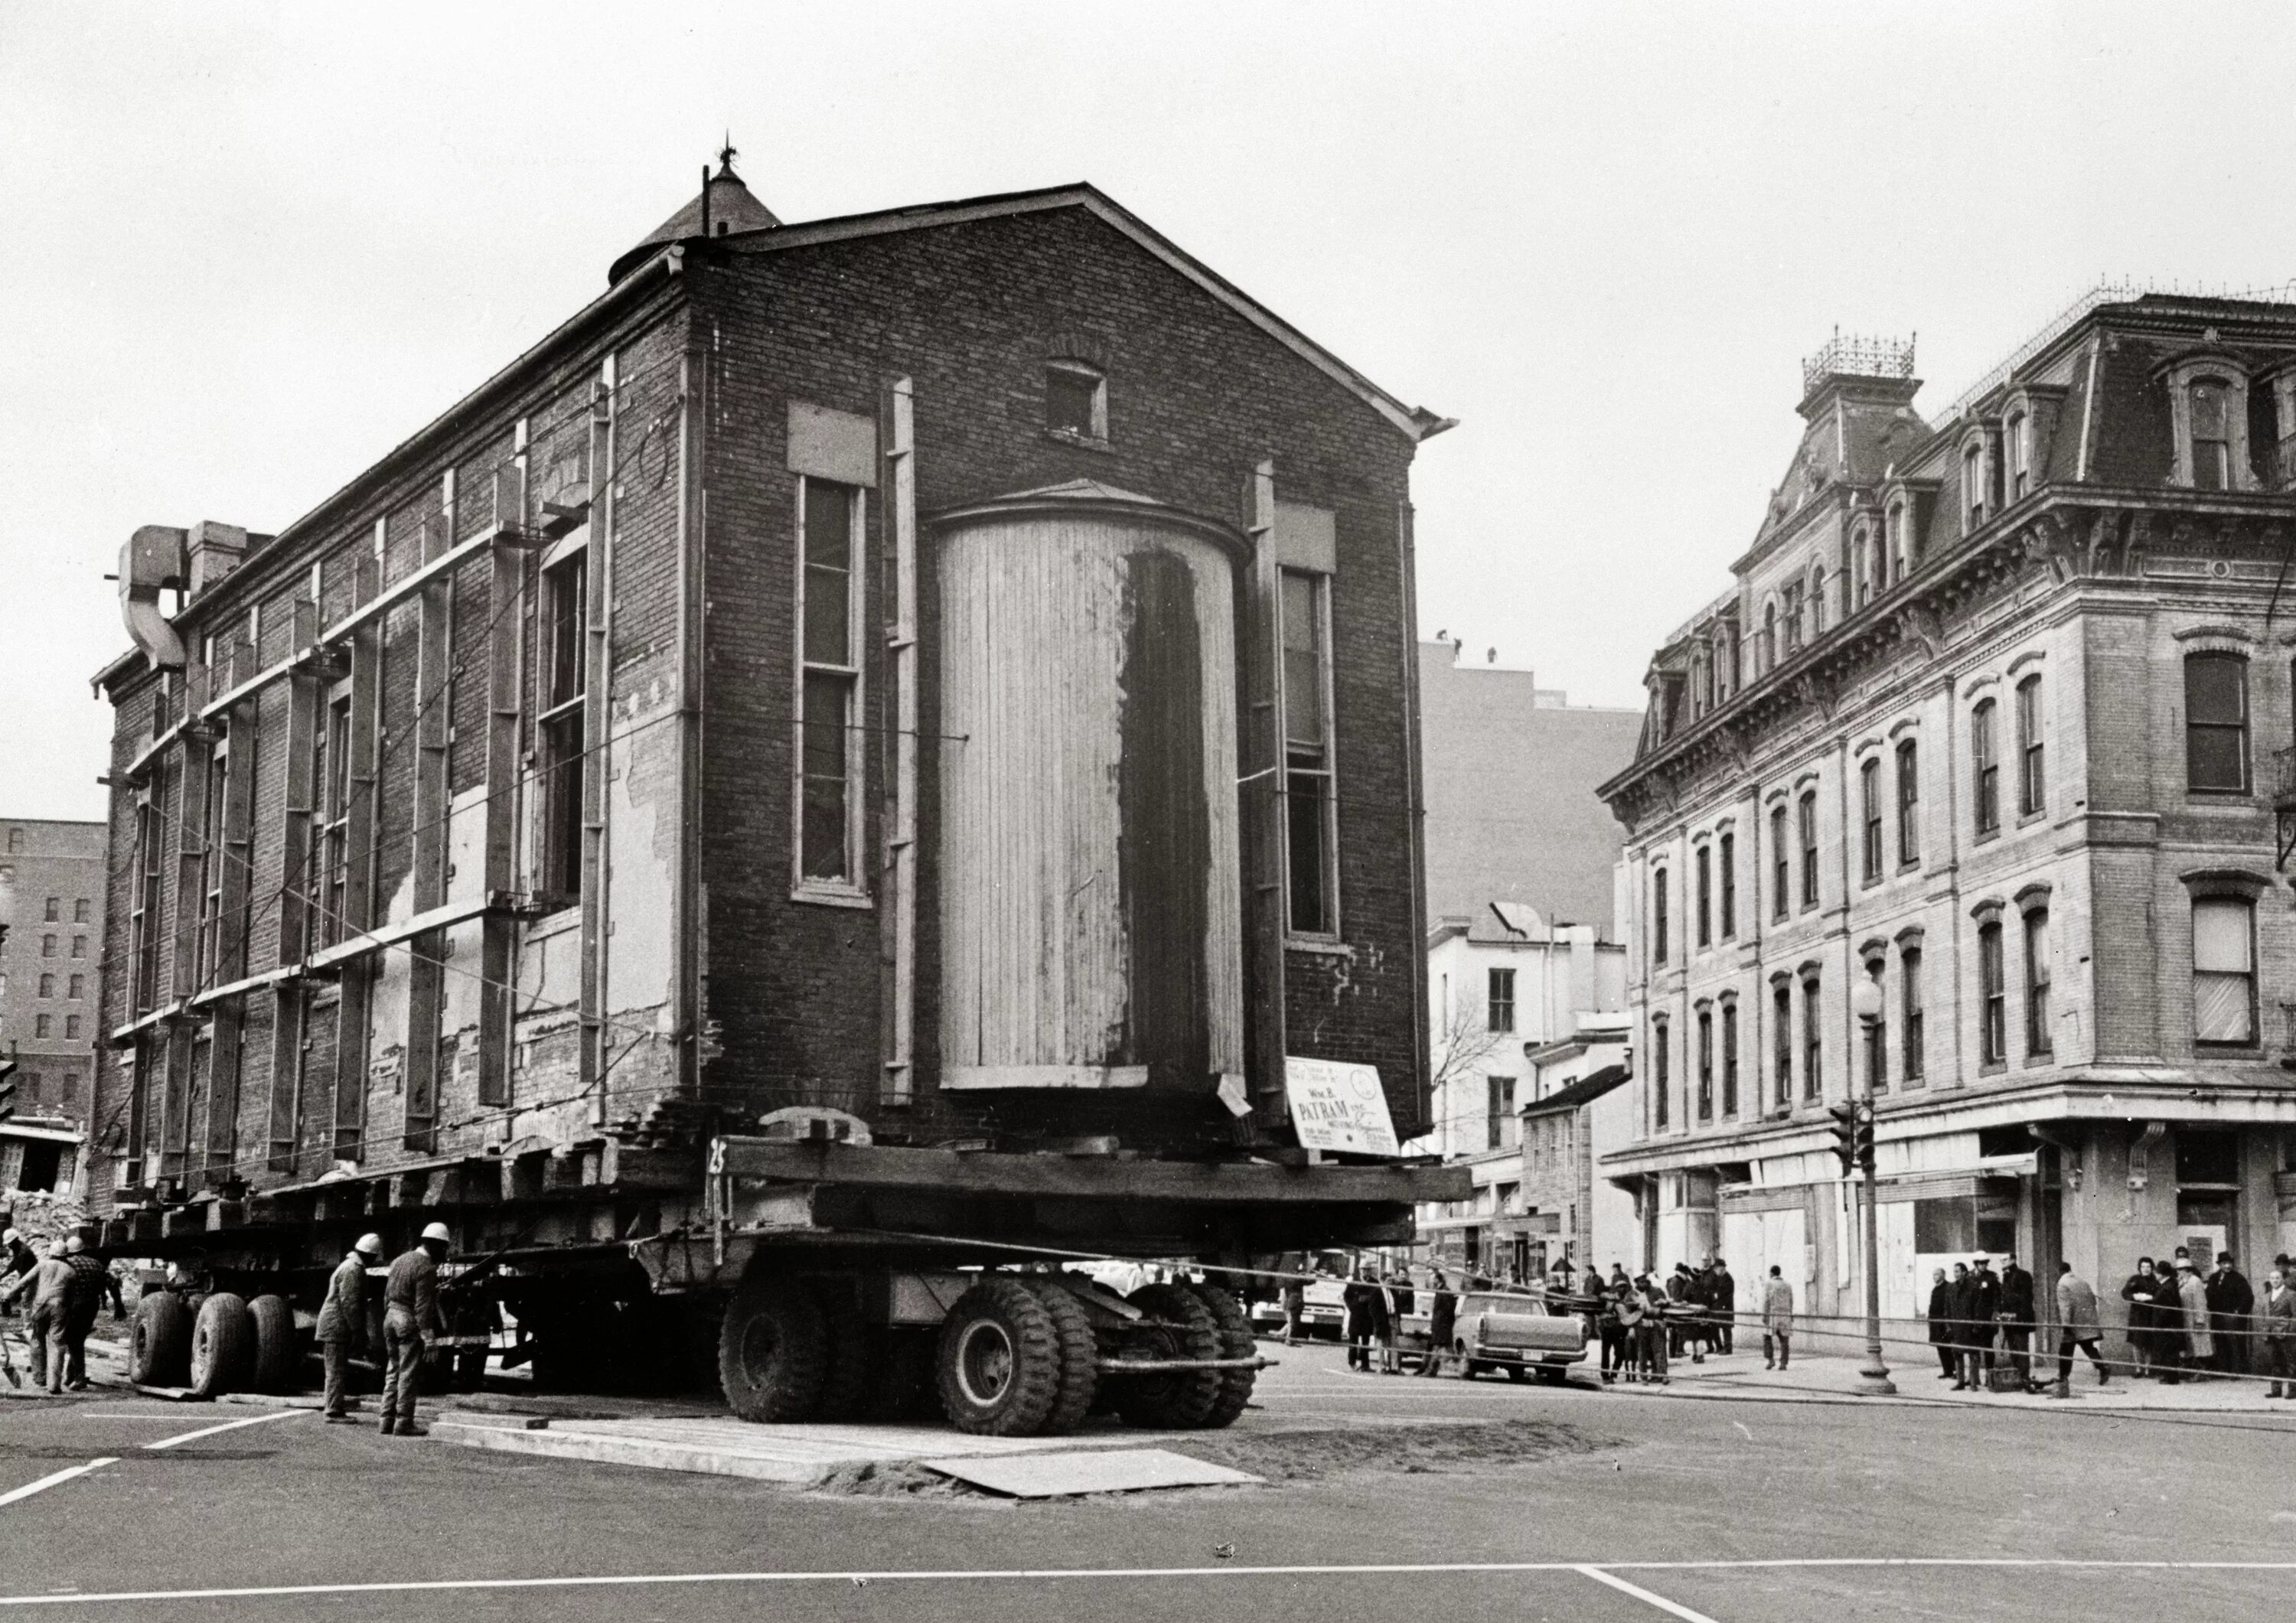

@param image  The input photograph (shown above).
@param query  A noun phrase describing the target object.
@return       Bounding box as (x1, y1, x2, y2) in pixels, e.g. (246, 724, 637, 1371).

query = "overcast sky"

(6, 2, 2296, 821)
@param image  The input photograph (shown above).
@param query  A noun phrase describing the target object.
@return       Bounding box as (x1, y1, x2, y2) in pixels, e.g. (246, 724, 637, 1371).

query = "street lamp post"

(1848, 977, 1896, 1396)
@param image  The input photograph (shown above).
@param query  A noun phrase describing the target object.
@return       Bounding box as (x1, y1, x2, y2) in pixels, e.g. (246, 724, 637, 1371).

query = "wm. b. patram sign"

(1283, 1058, 1399, 1156)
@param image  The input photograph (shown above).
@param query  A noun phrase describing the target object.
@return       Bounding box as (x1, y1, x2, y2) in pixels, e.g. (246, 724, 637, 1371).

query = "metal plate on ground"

(920, 1447, 1261, 1498)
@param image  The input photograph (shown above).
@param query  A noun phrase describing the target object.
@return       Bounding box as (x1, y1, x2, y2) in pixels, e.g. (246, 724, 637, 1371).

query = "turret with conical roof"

(608, 145, 781, 284)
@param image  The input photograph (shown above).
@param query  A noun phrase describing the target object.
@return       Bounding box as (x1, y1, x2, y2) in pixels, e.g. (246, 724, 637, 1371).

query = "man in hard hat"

(1, 1242, 75, 1394)
(59, 1237, 122, 1391)
(317, 1234, 383, 1423)
(0, 1227, 36, 1313)
(380, 1224, 451, 1436)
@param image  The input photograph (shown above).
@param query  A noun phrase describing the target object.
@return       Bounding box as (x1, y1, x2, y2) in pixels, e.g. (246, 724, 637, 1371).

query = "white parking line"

(0, 1556, 2289, 1608)
(1577, 1565, 1720, 1621)
(143, 1410, 310, 1451)
(0, 1461, 116, 1511)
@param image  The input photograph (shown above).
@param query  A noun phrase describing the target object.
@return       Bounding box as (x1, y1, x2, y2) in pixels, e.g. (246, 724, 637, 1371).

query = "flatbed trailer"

(94, 1133, 1466, 1434)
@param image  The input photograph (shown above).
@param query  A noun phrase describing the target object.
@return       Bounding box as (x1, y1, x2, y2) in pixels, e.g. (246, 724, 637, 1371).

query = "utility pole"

(1847, 977, 1895, 1396)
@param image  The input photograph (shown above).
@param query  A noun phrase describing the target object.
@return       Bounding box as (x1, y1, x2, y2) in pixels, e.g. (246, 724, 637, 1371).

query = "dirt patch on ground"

(1164, 1419, 1617, 1484)
(804, 1458, 987, 1498)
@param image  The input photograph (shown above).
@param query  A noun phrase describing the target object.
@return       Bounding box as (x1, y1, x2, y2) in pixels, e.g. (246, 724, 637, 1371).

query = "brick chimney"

(186, 521, 248, 595)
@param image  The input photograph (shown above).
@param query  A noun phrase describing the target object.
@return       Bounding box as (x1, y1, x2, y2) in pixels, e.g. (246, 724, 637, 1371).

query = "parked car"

(1450, 1290, 1589, 1382)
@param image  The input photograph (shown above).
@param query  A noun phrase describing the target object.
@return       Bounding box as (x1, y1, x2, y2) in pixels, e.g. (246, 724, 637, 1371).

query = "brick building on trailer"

(86, 161, 1453, 1243)
(1601, 294, 2296, 1350)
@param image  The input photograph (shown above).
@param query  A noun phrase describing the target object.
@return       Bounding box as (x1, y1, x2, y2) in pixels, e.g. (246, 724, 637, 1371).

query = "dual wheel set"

(718, 1273, 1257, 1437)
(126, 1289, 298, 1397)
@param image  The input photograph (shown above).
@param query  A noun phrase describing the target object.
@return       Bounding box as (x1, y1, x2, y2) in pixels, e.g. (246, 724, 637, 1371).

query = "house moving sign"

(1283, 1058, 1399, 1156)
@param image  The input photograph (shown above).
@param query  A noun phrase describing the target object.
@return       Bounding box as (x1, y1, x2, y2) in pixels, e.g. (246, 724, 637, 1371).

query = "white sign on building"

(1285, 1058, 1399, 1156)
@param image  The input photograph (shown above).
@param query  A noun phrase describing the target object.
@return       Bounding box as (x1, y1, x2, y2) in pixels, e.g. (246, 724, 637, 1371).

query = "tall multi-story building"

(0, 820, 103, 1195)
(1413, 902, 1625, 1279)
(1417, 642, 1642, 935)
(0, 819, 104, 1126)
(1600, 293, 2296, 1343)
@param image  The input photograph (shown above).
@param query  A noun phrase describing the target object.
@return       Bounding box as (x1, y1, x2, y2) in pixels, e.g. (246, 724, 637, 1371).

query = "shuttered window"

(2193, 897, 2256, 1045)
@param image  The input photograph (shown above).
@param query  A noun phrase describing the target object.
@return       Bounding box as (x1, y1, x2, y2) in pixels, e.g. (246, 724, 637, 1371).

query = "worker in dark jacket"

(1342, 1267, 1389, 1373)
(318, 1233, 383, 1423)
(59, 1237, 121, 1391)
(380, 1224, 451, 1435)
(1708, 1258, 1737, 1354)
(1945, 1262, 1975, 1388)
(1420, 1269, 1457, 1377)
(1998, 1254, 2037, 1390)
(1965, 1258, 2002, 1386)
(2120, 1258, 2164, 1377)
(2206, 1252, 2255, 1376)
(0, 1227, 35, 1315)
(1926, 1269, 1955, 1378)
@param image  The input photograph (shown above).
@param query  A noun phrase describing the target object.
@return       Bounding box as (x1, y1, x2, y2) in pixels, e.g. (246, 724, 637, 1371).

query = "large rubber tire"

(130, 1290, 191, 1387)
(934, 1277, 1062, 1437)
(1185, 1279, 1257, 1429)
(1019, 1278, 1101, 1436)
(717, 1277, 829, 1422)
(246, 1295, 297, 1393)
(810, 1277, 870, 1423)
(1114, 1284, 1223, 1429)
(188, 1292, 254, 1398)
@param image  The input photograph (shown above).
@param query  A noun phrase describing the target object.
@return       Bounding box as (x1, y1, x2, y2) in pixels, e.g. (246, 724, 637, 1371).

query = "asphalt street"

(2, 1341, 2291, 1622)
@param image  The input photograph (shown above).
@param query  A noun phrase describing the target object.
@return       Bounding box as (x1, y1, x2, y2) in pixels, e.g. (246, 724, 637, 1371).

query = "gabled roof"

(714, 183, 1455, 445)
(608, 161, 783, 284)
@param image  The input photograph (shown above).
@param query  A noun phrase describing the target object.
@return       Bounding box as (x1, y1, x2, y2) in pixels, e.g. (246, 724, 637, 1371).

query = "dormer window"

(1961, 441, 1988, 533)
(2190, 379, 2231, 490)
(2164, 358, 2255, 491)
(2007, 411, 2031, 501)
(1887, 498, 1911, 582)
(1045, 361, 1107, 443)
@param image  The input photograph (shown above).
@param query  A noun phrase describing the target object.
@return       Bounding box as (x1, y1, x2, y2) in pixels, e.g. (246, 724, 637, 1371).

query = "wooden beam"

(878, 376, 918, 1107)
(1242, 460, 1289, 1136)
(403, 478, 457, 1155)
(476, 432, 526, 1114)
(332, 531, 386, 1162)
(579, 362, 615, 1121)
(711, 1137, 1470, 1206)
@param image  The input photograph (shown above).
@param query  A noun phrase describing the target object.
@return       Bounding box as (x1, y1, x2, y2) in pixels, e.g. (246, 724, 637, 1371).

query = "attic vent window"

(1045, 362, 1107, 445)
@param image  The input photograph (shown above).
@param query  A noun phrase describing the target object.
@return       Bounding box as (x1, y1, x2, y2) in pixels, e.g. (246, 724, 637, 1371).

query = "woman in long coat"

(1926, 1269, 1955, 1378)
(2120, 1257, 2162, 1377)
(2177, 1260, 2214, 1373)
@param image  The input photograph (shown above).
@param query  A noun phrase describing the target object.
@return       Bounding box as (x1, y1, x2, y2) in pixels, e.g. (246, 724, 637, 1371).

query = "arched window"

(1652, 1015, 1672, 1129)
(2024, 905, 2053, 1059)
(1696, 1005, 1714, 1122)
(1695, 845, 1712, 947)
(2185, 652, 2249, 792)
(1852, 528, 1870, 608)
(2016, 674, 2045, 817)
(1763, 601, 1779, 673)
(1860, 758, 1883, 883)
(1896, 739, 1920, 866)
(1771, 979, 1793, 1108)
(1978, 917, 2007, 1067)
(1887, 500, 1909, 582)
(1900, 943, 1924, 1083)
(1718, 830, 1737, 938)
(1809, 566, 1828, 634)
(1962, 441, 1988, 532)
(1800, 971, 1822, 1101)
(1798, 790, 1818, 909)
(1770, 804, 1789, 922)
(1972, 699, 2000, 836)
(2007, 411, 2031, 501)
(1652, 868, 1670, 966)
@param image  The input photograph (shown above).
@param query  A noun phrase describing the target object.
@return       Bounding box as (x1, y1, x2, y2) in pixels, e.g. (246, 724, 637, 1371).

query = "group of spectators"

(1581, 1258, 1753, 1383)
(2119, 1249, 2296, 1394)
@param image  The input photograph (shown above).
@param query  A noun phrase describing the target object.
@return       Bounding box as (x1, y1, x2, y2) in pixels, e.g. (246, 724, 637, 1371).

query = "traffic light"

(1828, 1099, 1877, 1174)
(0, 1051, 16, 1123)
(1827, 1101, 1857, 1173)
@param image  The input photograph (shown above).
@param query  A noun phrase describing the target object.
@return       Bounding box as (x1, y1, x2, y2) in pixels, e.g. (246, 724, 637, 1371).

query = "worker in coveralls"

(318, 1233, 383, 1423)
(380, 1223, 451, 1436)
(60, 1236, 123, 1390)
(1, 1242, 74, 1393)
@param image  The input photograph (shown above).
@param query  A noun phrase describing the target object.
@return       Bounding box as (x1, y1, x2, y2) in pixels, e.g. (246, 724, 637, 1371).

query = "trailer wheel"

(130, 1290, 191, 1387)
(1183, 1280, 1256, 1429)
(1113, 1283, 1222, 1429)
(188, 1292, 254, 1398)
(935, 1277, 1062, 1437)
(810, 1278, 870, 1423)
(1019, 1278, 1101, 1435)
(246, 1295, 297, 1393)
(718, 1277, 830, 1422)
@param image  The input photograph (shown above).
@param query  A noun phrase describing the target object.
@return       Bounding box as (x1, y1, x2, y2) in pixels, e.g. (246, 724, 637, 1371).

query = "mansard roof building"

(1599, 292, 2296, 1345)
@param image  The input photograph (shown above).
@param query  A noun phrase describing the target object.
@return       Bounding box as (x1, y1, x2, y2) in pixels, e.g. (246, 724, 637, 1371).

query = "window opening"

(1280, 568, 1338, 936)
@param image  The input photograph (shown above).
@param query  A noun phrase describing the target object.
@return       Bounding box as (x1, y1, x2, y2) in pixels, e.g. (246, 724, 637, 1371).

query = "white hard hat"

(2, 1229, 17, 1246)
(353, 1233, 384, 1258)
(420, 1222, 452, 1246)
